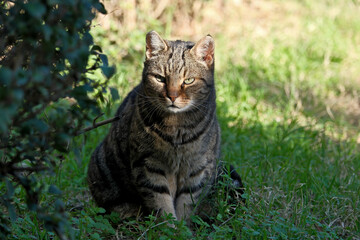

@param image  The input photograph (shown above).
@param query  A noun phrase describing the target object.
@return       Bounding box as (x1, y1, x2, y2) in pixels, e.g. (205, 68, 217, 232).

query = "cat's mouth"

(165, 100, 192, 113)
(166, 104, 182, 113)
(168, 104, 180, 109)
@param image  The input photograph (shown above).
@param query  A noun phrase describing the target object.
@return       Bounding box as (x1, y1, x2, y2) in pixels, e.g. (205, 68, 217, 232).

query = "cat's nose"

(167, 90, 178, 103)
(168, 95, 177, 103)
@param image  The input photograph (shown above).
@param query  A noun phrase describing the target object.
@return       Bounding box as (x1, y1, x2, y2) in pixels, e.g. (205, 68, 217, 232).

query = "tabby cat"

(87, 31, 243, 222)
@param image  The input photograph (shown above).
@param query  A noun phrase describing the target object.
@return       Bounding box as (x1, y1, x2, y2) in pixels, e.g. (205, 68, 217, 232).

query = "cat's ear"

(146, 31, 168, 60)
(190, 34, 214, 67)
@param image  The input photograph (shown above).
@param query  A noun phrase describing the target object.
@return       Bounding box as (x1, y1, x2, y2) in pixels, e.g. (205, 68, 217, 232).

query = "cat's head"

(142, 31, 215, 114)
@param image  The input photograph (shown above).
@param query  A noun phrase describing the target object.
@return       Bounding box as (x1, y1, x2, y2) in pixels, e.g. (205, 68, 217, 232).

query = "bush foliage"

(0, 0, 114, 238)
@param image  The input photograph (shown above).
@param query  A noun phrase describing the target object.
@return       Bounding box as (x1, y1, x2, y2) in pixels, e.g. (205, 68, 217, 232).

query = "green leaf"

(0, 222, 11, 237)
(15, 69, 27, 86)
(93, 2, 107, 14)
(101, 66, 115, 79)
(0, 105, 19, 133)
(5, 179, 14, 198)
(97, 208, 106, 214)
(83, 32, 93, 45)
(110, 87, 119, 101)
(54, 199, 65, 211)
(26, 2, 46, 19)
(25, 119, 49, 134)
(43, 25, 53, 41)
(48, 185, 62, 195)
(90, 233, 101, 240)
(11, 89, 24, 101)
(0, 67, 12, 85)
(6, 202, 17, 222)
(99, 53, 109, 66)
(47, 0, 62, 6)
(91, 45, 102, 53)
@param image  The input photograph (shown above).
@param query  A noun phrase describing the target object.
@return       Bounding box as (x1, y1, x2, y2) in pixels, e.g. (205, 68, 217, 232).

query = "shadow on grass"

(217, 99, 360, 238)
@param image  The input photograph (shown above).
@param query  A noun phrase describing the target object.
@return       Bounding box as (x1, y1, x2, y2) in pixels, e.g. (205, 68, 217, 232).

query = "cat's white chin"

(166, 105, 191, 113)
(164, 99, 193, 113)
(167, 106, 183, 113)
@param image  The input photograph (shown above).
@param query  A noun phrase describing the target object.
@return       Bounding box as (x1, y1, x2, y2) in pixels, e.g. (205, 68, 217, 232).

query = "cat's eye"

(184, 78, 195, 85)
(152, 74, 166, 83)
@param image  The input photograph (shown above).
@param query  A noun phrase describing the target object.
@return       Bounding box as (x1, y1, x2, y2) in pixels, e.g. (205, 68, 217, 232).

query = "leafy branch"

(0, 1, 114, 239)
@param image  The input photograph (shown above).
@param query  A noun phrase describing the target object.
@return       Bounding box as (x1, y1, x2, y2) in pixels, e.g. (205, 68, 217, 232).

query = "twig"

(0, 143, 16, 149)
(12, 166, 49, 172)
(219, 214, 236, 227)
(137, 221, 169, 240)
(75, 114, 120, 136)
(93, 113, 105, 125)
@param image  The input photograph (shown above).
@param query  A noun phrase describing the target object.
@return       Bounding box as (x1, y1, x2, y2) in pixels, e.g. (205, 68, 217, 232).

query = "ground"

(7, 0, 360, 239)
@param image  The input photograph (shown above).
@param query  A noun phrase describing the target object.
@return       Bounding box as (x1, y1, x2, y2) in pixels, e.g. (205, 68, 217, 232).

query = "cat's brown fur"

(87, 31, 243, 222)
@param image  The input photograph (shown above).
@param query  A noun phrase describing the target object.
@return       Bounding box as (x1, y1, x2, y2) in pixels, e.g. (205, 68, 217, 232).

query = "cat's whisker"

(187, 102, 208, 115)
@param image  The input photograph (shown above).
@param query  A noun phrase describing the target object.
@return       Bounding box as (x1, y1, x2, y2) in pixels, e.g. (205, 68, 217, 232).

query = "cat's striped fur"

(87, 31, 243, 222)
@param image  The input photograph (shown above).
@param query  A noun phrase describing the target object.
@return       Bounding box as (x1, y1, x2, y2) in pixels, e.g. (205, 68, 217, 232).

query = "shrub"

(0, 0, 114, 238)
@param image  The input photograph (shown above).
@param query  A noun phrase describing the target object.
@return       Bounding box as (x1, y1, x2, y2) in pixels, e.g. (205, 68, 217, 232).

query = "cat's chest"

(151, 124, 193, 146)
(164, 156, 196, 198)
(156, 143, 197, 167)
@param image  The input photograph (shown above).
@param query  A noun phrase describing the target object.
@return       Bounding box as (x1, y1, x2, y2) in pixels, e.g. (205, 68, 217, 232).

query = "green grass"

(5, 0, 360, 239)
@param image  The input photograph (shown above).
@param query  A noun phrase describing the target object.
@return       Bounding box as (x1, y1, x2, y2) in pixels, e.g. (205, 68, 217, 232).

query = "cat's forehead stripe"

(166, 41, 191, 77)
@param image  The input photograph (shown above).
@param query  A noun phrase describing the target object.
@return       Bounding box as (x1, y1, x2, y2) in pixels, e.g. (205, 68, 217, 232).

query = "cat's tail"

(217, 164, 246, 204)
(194, 164, 245, 225)
(228, 164, 245, 203)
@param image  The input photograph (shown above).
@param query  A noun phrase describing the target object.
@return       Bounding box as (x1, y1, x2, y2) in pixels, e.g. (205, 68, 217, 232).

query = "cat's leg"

(175, 192, 197, 220)
(133, 167, 177, 220)
(175, 177, 213, 221)
(175, 159, 216, 221)
(143, 192, 177, 219)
